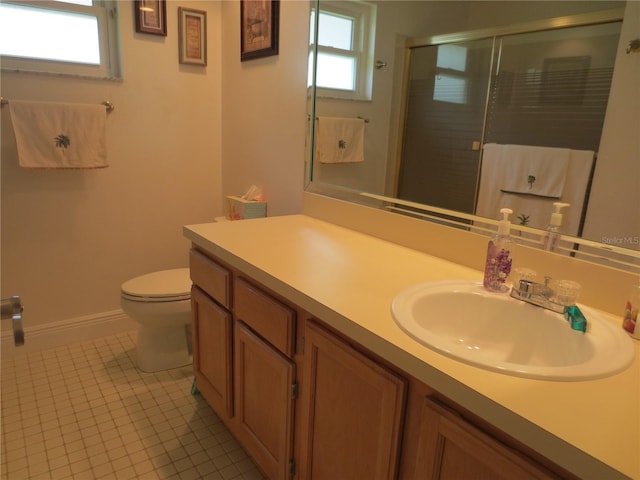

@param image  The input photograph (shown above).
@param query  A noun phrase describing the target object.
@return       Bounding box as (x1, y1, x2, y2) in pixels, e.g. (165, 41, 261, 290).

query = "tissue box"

(226, 195, 267, 220)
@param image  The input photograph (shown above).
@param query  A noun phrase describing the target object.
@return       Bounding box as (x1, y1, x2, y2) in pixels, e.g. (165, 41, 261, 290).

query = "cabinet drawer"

(234, 278, 295, 357)
(189, 249, 231, 309)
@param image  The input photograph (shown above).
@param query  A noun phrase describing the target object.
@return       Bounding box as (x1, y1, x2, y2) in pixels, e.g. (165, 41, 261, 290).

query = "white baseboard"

(1, 310, 137, 358)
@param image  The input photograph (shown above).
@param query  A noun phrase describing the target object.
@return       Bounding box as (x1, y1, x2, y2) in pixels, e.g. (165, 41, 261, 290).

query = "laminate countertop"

(184, 214, 640, 480)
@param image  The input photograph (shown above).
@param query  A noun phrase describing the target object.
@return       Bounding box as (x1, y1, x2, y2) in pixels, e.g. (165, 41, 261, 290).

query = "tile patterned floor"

(1, 331, 266, 480)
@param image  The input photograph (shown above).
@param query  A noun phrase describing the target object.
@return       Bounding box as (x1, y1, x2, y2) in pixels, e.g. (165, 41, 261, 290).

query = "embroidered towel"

(477, 144, 595, 237)
(315, 116, 365, 164)
(9, 100, 108, 169)
(500, 144, 570, 198)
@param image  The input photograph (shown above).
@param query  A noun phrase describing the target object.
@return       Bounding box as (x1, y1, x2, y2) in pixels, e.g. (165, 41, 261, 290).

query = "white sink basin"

(391, 280, 634, 380)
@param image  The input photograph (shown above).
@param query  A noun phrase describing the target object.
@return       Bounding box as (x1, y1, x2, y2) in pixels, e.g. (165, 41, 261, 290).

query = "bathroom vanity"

(184, 199, 639, 480)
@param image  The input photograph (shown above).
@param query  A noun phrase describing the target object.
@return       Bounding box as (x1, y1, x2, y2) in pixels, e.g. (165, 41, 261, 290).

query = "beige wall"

(1, 1, 225, 328)
(582, 0, 640, 250)
(220, 0, 309, 215)
(5, 0, 630, 339)
(0, 0, 310, 333)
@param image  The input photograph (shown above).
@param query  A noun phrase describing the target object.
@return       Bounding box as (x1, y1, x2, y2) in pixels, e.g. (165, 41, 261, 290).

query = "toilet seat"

(121, 268, 191, 303)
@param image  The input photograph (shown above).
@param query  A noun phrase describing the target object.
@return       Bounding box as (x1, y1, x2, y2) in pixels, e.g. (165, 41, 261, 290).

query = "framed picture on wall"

(134, 0, 167, 36)
(178, 7, 207, 66)
(240, 0, 280, 61)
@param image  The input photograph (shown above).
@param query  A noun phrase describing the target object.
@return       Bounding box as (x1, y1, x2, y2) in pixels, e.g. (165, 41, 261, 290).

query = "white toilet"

(120, 268, 193, 372)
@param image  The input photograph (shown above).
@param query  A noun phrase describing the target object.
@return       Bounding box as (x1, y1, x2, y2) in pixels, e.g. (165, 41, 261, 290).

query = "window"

(433, 44, 469, 104)
(0, 0, 121, 79)
(309, 1, 376, 100)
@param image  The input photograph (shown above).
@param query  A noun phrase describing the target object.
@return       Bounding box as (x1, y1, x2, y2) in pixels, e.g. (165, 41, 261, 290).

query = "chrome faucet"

(510, 277, 566, 314)
(510, 276, 587, 332)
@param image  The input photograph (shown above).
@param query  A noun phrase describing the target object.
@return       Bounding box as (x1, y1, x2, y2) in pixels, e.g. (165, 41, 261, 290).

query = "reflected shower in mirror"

(398, 21, 619, 239)
(307, 0, 639, 263)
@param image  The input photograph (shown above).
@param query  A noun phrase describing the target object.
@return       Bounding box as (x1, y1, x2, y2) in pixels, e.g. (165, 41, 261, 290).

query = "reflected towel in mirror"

(477, 144, 595, 236)
(315, 116, 365, 164)
(498, 144, 570, 198)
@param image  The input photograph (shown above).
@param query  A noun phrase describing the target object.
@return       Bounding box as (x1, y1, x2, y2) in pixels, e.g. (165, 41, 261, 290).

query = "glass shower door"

(396, 20, 620, 221)
(485, 21, 620, 152)
(397, 38, 493, 214)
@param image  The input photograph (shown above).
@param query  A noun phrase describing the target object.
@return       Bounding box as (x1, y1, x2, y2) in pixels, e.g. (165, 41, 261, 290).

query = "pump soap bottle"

(542, 202, 570, 252)
(483, 208, 514, 293)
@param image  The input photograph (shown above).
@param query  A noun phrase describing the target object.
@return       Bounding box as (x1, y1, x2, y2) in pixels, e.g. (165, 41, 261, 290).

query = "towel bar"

(0, 96, 114, 113)
(1, 296, 24, 346)
(311, 115, 370, 123)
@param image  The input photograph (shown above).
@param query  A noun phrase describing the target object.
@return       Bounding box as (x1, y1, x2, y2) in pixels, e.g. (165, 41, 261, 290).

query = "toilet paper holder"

(1, 296, 25, 346)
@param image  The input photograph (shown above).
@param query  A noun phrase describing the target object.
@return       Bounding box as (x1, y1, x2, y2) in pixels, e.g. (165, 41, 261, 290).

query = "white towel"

(500, 144, 570, 198)
(477, 144, 595, 237)
(315, 116, 365, 164)
(9, 100, 108, 169)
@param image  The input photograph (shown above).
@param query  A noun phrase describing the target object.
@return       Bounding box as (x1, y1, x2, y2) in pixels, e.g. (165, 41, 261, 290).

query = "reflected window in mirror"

(433, 44, 469, 104)
(309, 1, 376, 100)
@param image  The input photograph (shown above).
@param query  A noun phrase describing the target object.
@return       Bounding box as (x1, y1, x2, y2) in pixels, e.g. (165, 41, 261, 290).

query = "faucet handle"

(514, 279, 534, 298)
(551, 280, 582, 306)
(511, 267, 537, 290)
(518, 279, 533, 291)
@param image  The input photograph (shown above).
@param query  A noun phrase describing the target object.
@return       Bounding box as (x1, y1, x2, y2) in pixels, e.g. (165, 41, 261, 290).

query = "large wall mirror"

(305, 0, 640, 272)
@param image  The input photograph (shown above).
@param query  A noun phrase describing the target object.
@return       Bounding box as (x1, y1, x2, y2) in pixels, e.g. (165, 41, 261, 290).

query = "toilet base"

(136, 324, 192, 372)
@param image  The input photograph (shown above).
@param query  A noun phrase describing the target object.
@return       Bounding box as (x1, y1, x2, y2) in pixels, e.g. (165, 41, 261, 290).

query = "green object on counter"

(564, 305, 587, 333)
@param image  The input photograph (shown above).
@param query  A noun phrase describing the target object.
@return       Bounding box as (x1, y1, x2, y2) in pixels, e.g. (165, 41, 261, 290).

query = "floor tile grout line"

(1, 330, 266, 480)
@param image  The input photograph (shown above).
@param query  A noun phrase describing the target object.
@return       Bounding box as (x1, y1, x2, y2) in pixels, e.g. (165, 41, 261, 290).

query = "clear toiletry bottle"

(542, 202, 570, 252)
(484, 208, 514, 292)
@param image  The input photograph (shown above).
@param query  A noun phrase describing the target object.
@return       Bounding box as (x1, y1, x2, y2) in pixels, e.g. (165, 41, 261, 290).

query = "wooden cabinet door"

(234, 321, 295, 480)
(191, 286, 233, 418)
(413, 398, 559, 480)
(298, 320, 407, 480)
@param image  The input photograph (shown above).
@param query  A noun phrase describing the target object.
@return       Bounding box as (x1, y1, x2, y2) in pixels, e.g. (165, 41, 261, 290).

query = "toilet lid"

(121, 268, 191, 301)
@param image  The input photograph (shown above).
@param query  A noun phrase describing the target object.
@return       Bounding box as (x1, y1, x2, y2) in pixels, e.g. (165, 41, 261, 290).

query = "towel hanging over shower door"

(477, 143, 595, 236)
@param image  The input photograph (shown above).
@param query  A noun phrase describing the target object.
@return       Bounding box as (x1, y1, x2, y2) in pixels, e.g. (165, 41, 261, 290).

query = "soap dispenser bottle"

(542, 202, 570, 252)
(483, 208, 514, 292)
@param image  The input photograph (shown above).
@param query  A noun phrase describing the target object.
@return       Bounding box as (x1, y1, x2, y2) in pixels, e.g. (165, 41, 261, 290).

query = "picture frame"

(240, 0, 280, 61)
(134, 0, 167, 36)
(178, 7, 207, 66)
